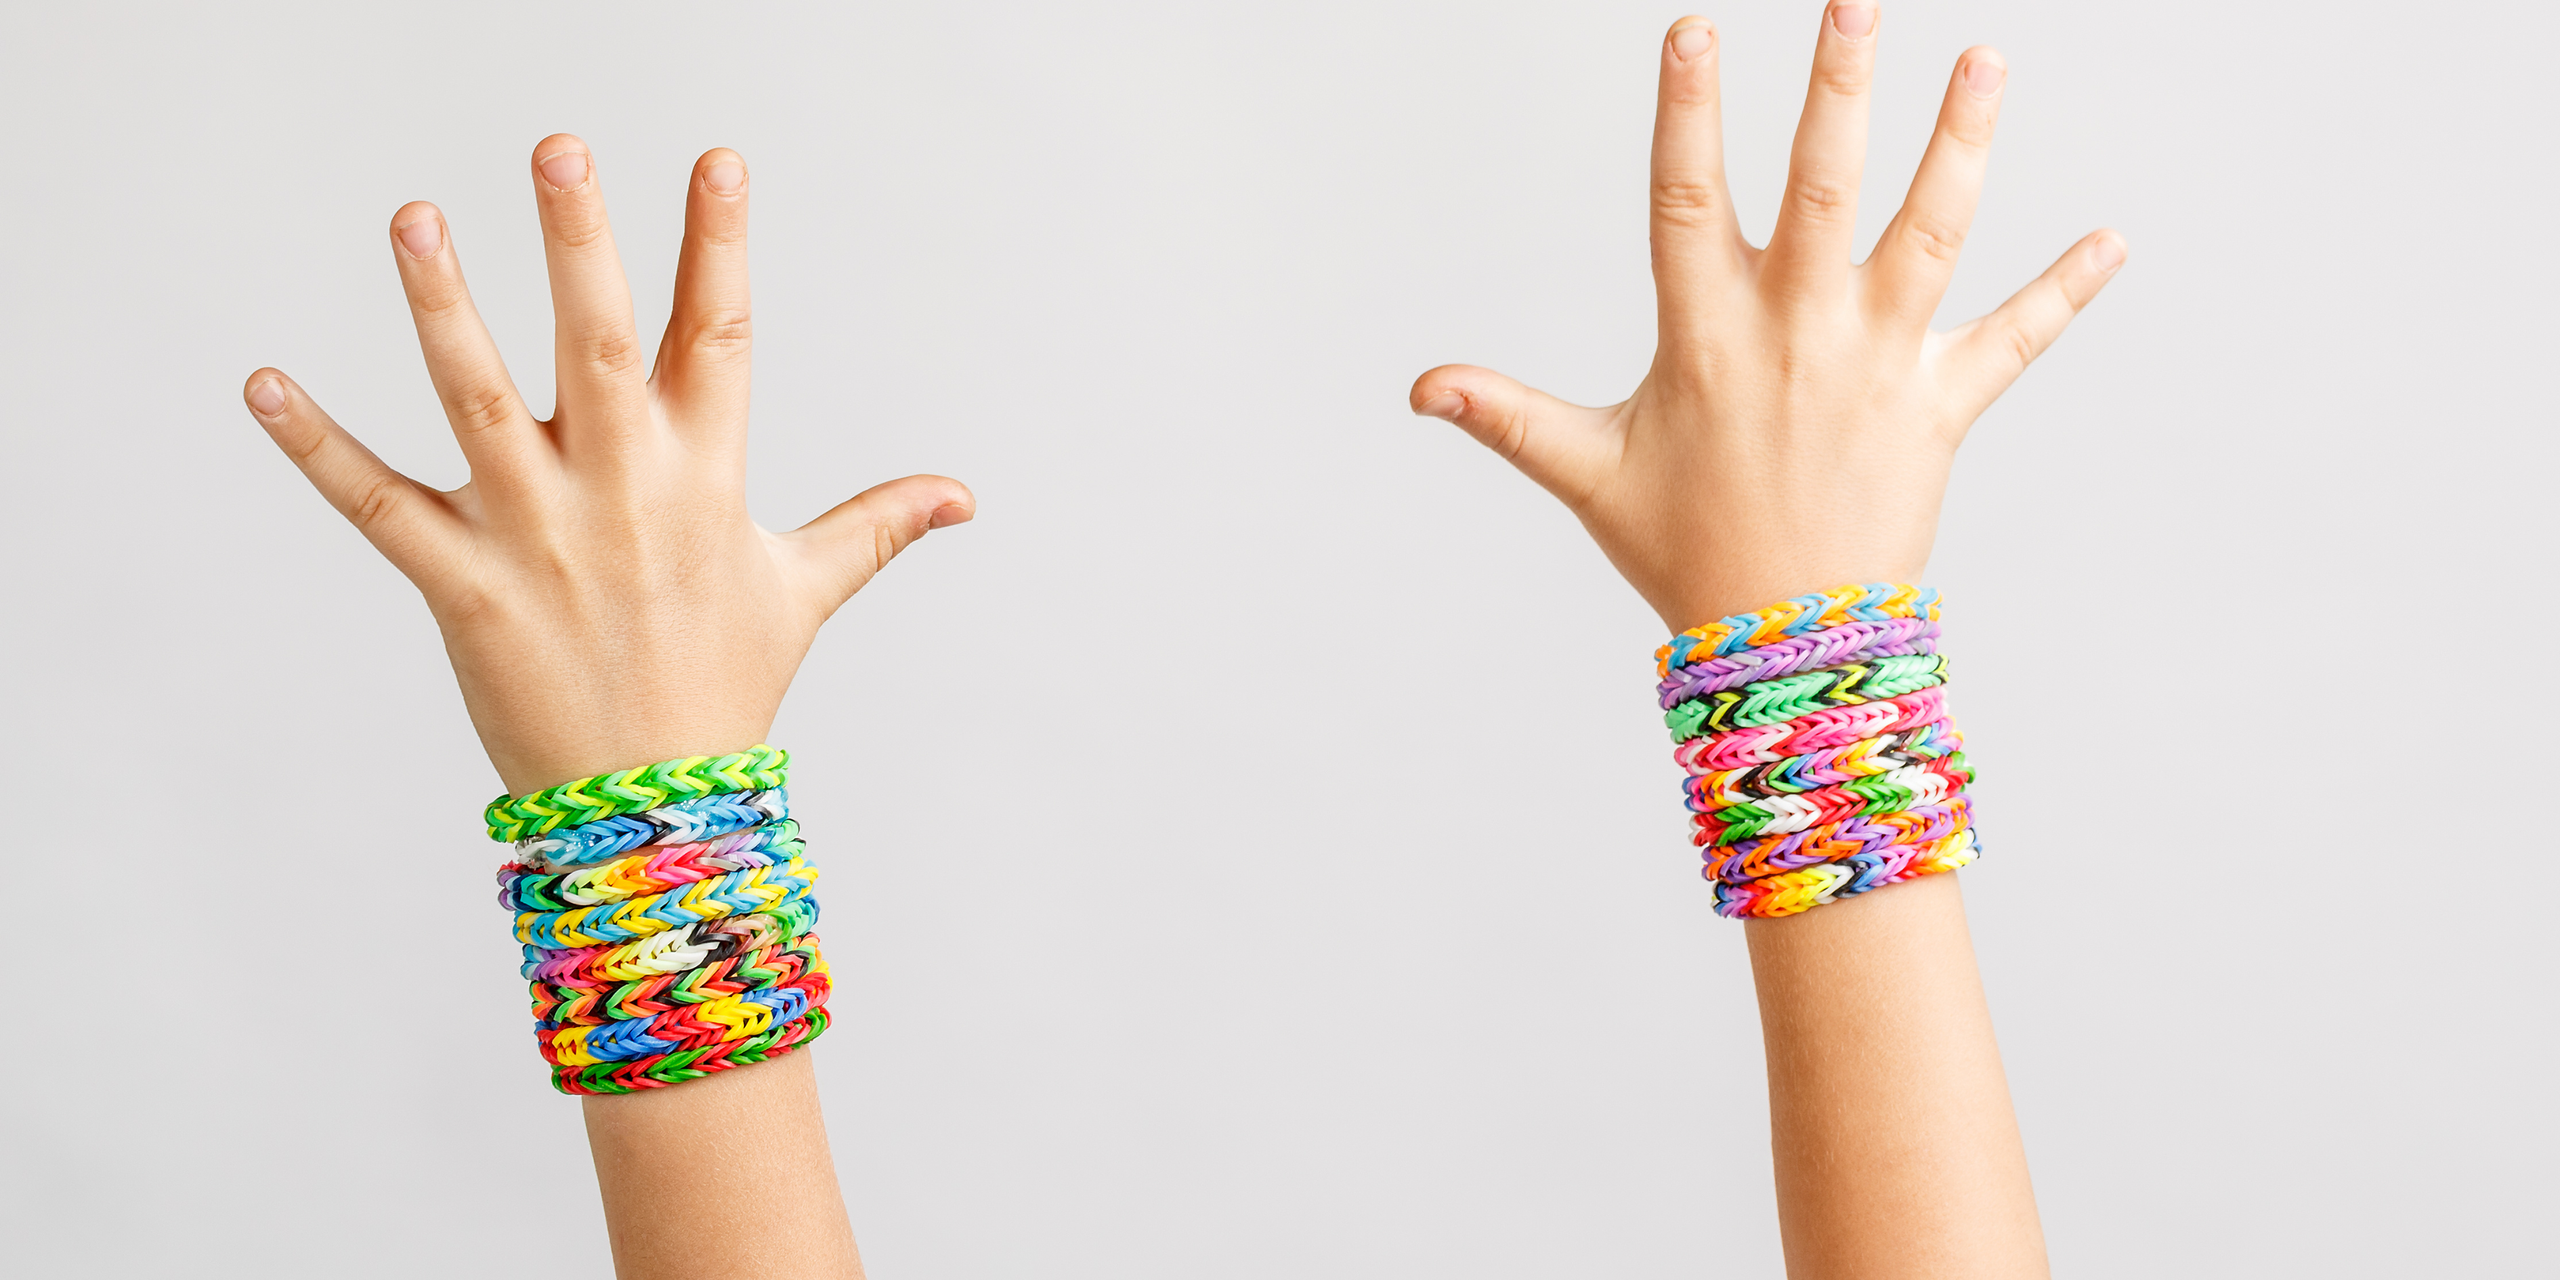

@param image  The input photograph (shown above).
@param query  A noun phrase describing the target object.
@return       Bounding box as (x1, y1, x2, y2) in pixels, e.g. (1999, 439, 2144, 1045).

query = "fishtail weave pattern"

(489, 748, 830, 1092)
(1656, 586, 1979, 920)
(485, 745, 790, 842)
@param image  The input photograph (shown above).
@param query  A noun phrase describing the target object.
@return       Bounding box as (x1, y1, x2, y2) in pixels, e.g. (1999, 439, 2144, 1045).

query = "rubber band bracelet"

(553, 1007, 832, 1096)
(513, 855, 820, 949)
(522, 899, 821, 984)
(1710, 827, 1980, 919)
(499, 820, 803, 912)
(1683, 722, 1963, 804)
(1657, 616, 1940, 708)
(485, 745, 790, 843)
(1688, 755, 1974, 841)
(540, 970, 834, 1066)
(533, 935, 827, 1024)
(513, 790, 790, 870)
(1665, 653, 1950, 742)
(1672, 688, 1950, 772)
(1655, 584, 1940, 676)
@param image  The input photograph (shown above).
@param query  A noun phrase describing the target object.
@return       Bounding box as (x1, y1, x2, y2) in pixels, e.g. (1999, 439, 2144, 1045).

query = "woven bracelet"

(485, 745, 790, 843)
(1710, 827, 1980, 919)
(532, 934, 827, 1024)
(540, 969, 833, 1067)
(522, 899, 821, 984)
(513, 855, 820, 950)
(1688, 755, 1974, 842)
(1657, 616, 1941, 708)
(1683, 722, 1964, 805)
(514, 790, 790, 870)
(1665, 653, 1949, 742)
(1672, 688, 1950, 772)
(499, 820, 803, 912)
(1702, 797, 1974, 883)
(1655, 584, 1940, 676)
(553, 1006, 832, 1096)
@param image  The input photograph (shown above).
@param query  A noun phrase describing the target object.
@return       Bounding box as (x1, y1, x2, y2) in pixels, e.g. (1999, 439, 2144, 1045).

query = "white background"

(3, 2, 2551, 1275)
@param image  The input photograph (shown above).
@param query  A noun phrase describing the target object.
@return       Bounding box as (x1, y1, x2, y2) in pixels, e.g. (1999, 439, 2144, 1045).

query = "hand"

(1411, 5, 2123, 632)
(243, 136, 973, 795)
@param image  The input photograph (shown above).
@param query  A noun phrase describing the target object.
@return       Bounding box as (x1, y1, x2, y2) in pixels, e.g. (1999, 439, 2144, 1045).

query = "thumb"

(782, 473, 975, 610)
(1409, 365, 1618, 504)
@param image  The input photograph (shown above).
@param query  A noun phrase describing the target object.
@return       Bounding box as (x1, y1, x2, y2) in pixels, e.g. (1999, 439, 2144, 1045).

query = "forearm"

(1749, 872, 2044, 1279)
(583, 1053, 864, 1278)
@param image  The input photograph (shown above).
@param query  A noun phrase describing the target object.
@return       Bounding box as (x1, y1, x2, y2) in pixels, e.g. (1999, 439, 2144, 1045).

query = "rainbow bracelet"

(1658, 586, 1978, 919)
(489, 749, 830, 1093)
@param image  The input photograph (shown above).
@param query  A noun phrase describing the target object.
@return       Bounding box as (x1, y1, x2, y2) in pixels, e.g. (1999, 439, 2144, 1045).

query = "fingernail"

(1832, 4, 1876, 39)
(928, 503, 970, 529)
(248, 378, 287, 416)
(1964, 58, 2005, 97)
(2090, 236, 2126, 274)
(1670, 21, 1715, 61)
(394, 215, 443, 259)
(1418, 392, 1464, 421)
(537, 150, 591, 191)
(705, 161, 746, 195)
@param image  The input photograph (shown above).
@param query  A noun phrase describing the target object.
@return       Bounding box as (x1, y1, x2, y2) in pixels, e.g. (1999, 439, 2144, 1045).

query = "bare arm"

(245, 137, 970, 1278)
(1412, 7, 2120, 1275)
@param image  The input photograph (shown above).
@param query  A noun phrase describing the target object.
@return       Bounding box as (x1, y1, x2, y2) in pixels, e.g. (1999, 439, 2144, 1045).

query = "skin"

(1412, 7, 2118, 1278)
(246, 7, 2111, 1277)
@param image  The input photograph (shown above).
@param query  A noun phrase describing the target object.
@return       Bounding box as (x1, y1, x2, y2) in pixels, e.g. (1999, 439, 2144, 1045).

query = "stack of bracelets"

(1656, 584, 1979, 919)
(485, 745, 831, 1094)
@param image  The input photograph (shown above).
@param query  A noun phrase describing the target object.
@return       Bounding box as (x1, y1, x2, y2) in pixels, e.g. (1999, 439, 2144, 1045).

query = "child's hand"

(243, 137, 972, 794)
(1412, 6, 2121, 630)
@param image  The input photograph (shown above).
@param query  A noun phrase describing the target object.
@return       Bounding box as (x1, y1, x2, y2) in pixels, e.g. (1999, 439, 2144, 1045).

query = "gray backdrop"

(3, 1, 2550, 1276)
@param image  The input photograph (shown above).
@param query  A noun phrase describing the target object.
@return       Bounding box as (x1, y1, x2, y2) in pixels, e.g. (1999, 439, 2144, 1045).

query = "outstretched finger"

(1764, 2, 1881, 306)
(781, 475, 977, 614)
(388, 201, 542, 489)
(1410, 364, 1620, 507)
(1863, 48, 2007, 327)
(1650, 17, 1746, 343)
(242, 369, 461, 580)
(653, 149, 753, 440)
(1939, 231, 2128, 412)
(530, 135, 650, 455)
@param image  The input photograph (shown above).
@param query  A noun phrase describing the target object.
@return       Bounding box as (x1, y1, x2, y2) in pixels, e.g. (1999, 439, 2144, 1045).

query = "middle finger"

(1763, 2, 1881, 307)
(530, 134, 651, 454)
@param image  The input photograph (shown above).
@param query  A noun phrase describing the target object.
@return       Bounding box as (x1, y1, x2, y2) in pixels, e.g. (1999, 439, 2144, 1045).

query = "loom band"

(1670, 689, 1952, 772)
(1664, 654, 1950, 742)
(1683, 724, 1965, 800)
(1687, 750, 1971, 821)
(552, 1006, 831, 1096)
(1708, 828, 1980, 919)
(499, 823, 805, 912)
(1654, 584, 1941, 675)
(521, 899, 822, 983)
(512, 790, 793, 870)
(1687, 756, 1974, 837)
(540, 972, 833, 1066)
(534, 937, 828, 1025)
(485, 744, 791, 843)
(1701, 798, 1973, 883)
(513, 858, 821, 949)
(1656, 618, 1944, 707)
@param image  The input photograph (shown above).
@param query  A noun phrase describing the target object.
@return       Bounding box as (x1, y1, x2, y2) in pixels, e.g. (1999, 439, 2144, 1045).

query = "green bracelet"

(1666, 654, 1949, 742)
(485, 745, 792, 842)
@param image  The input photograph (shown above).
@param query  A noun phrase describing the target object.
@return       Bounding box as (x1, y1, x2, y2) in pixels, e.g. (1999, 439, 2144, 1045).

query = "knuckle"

(345, 473, 410, 534)
(1900, 215, 1967, 265)
(1815, 65, 1871, 98)
(1786, 176, 1858, 222)
(1651, 180, 1726, 229)
(552, 216, 613, 253)
(575, 325, 645, 377)
(449, 383, 518, 436)
(686, 307, 754, 353)
(1998, 321, 2042, 372)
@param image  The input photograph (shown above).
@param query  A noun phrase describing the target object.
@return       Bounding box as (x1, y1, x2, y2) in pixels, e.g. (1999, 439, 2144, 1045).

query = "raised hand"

(243, 136, 972, 794)
(1412, 6, 2122, 632)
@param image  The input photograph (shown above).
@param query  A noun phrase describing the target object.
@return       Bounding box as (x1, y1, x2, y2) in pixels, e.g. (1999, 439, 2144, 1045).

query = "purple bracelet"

(1655, 616, 1942, 709)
